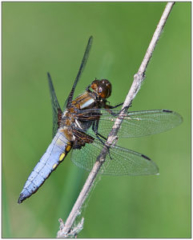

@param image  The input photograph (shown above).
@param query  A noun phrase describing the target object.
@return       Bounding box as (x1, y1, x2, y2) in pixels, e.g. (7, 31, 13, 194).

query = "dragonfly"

(18, 36, 182, 204)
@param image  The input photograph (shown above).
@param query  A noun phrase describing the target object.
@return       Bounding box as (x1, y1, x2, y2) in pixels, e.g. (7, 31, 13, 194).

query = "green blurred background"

(2, 2, 190, 238)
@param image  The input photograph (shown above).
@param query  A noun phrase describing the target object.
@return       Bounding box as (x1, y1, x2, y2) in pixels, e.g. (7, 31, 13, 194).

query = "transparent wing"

(71, 137, 159, 176)
(74, 109, 182, 138)
(47, 73, 62, 137)
(99, 109, 182, 138)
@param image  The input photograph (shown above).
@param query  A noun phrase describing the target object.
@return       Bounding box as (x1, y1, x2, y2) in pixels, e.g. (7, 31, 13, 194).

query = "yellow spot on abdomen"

(59, 153, 66, 161)
(66, 145, 72, 152)
(52, 163, 57, 169)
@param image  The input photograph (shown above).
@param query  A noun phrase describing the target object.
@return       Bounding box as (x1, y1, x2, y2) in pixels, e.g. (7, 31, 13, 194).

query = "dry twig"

(57, 2, 175, 238)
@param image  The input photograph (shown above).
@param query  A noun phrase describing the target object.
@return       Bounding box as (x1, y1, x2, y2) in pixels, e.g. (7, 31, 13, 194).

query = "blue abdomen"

(18, 131, 71, 203)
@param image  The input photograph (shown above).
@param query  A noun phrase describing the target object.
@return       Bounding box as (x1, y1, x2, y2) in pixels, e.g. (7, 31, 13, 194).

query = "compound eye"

(101, 79, 111, 87)
(90, 80, 100, 92)
(98, 79, 112, 98)
(90, 79, 112, 99)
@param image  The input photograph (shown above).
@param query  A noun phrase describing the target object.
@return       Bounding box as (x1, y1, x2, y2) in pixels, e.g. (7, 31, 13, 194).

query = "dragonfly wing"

(71, 137, 159, 176)
(65, 36, 93, 109)
(47, 73, 62, 137)
(97, 109, 182, 138)
(100, 144, 159, 175)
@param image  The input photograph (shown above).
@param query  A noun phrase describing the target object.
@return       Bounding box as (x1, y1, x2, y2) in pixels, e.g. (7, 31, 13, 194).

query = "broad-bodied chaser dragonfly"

(18, 36, 182, 203)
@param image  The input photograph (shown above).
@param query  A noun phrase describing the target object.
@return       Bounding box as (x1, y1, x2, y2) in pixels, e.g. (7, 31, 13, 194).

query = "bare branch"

(57, 2, 175, 238)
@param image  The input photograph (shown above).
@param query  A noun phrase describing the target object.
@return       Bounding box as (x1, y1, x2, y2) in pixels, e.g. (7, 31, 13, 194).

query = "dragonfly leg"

(106, 101, 133, 116)
(92, 120, 113, 160)
(104, 102, 125, 116)
(118, 101, 133, 113)
(108, 102, 123, 109)
(92, 120, 106, 140)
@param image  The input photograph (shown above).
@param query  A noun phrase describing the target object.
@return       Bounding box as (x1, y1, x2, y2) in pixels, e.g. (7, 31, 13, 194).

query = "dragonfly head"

(90, 79, 112, 99)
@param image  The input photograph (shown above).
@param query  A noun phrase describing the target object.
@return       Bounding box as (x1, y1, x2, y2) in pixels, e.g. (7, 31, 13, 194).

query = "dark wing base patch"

(72, 129, 94, 149)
